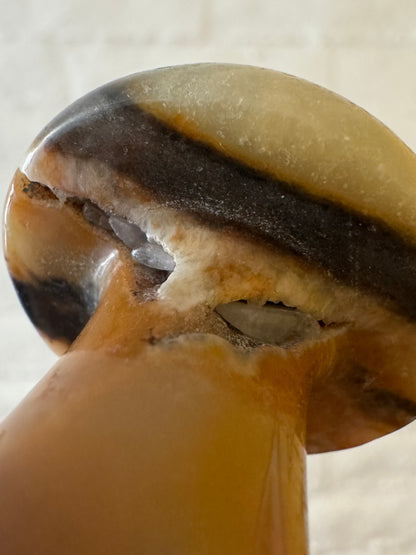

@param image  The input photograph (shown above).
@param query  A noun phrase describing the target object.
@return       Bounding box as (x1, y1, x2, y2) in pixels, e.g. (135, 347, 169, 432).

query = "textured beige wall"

(1, 1, 416, 553)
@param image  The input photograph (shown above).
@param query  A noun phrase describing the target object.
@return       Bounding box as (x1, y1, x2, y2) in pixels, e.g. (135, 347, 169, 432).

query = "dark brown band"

(12, 277, 97, 346)
(37, 82, 416, 320)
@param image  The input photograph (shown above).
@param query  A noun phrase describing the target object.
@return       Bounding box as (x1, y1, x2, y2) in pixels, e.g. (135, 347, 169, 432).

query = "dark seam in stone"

(358, 385, 416, 423)
(307, 366, 416, 453)
(38, 82, 416, 319)
(12, 277, 96, 344)
(348, 366, 416, 423)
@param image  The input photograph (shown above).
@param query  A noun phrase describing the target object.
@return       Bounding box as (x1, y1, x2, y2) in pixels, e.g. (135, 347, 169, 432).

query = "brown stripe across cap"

(24, 74, 416, 320)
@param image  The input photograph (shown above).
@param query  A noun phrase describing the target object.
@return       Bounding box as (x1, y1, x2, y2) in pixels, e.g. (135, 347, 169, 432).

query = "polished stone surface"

(3, 63, 416, 553)
(6, 64, 416, 452)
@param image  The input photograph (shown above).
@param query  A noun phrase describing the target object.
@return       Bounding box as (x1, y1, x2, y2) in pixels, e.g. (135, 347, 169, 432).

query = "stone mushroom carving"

(2, 63, 416, 554)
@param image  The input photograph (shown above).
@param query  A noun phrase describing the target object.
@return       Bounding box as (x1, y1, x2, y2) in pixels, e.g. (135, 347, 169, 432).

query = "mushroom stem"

(0, 341, 310, 554)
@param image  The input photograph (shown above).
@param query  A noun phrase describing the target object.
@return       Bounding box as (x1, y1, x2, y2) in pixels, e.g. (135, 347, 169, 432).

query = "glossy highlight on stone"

(2, 64, 416, 553)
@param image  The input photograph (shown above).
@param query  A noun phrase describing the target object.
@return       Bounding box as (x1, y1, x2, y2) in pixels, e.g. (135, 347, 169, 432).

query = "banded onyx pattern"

(26, 90, 416, 320)
(6, 63, 416, 452)
(24, 65, 416, 321)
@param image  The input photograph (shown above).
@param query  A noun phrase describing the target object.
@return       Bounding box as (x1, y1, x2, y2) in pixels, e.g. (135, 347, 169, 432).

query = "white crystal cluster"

(83, 203, 176, 273)
(216, 300, 321, 347)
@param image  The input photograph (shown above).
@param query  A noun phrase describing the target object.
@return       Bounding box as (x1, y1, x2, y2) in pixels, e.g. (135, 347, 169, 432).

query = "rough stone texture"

(1, 1, 416, 553)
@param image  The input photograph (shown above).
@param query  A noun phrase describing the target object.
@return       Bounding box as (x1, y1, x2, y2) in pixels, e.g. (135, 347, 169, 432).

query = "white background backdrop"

(1, 1, 416, 553)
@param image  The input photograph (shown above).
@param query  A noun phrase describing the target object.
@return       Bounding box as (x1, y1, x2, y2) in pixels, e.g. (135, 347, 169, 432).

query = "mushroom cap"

(5, 63, 416, 453)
